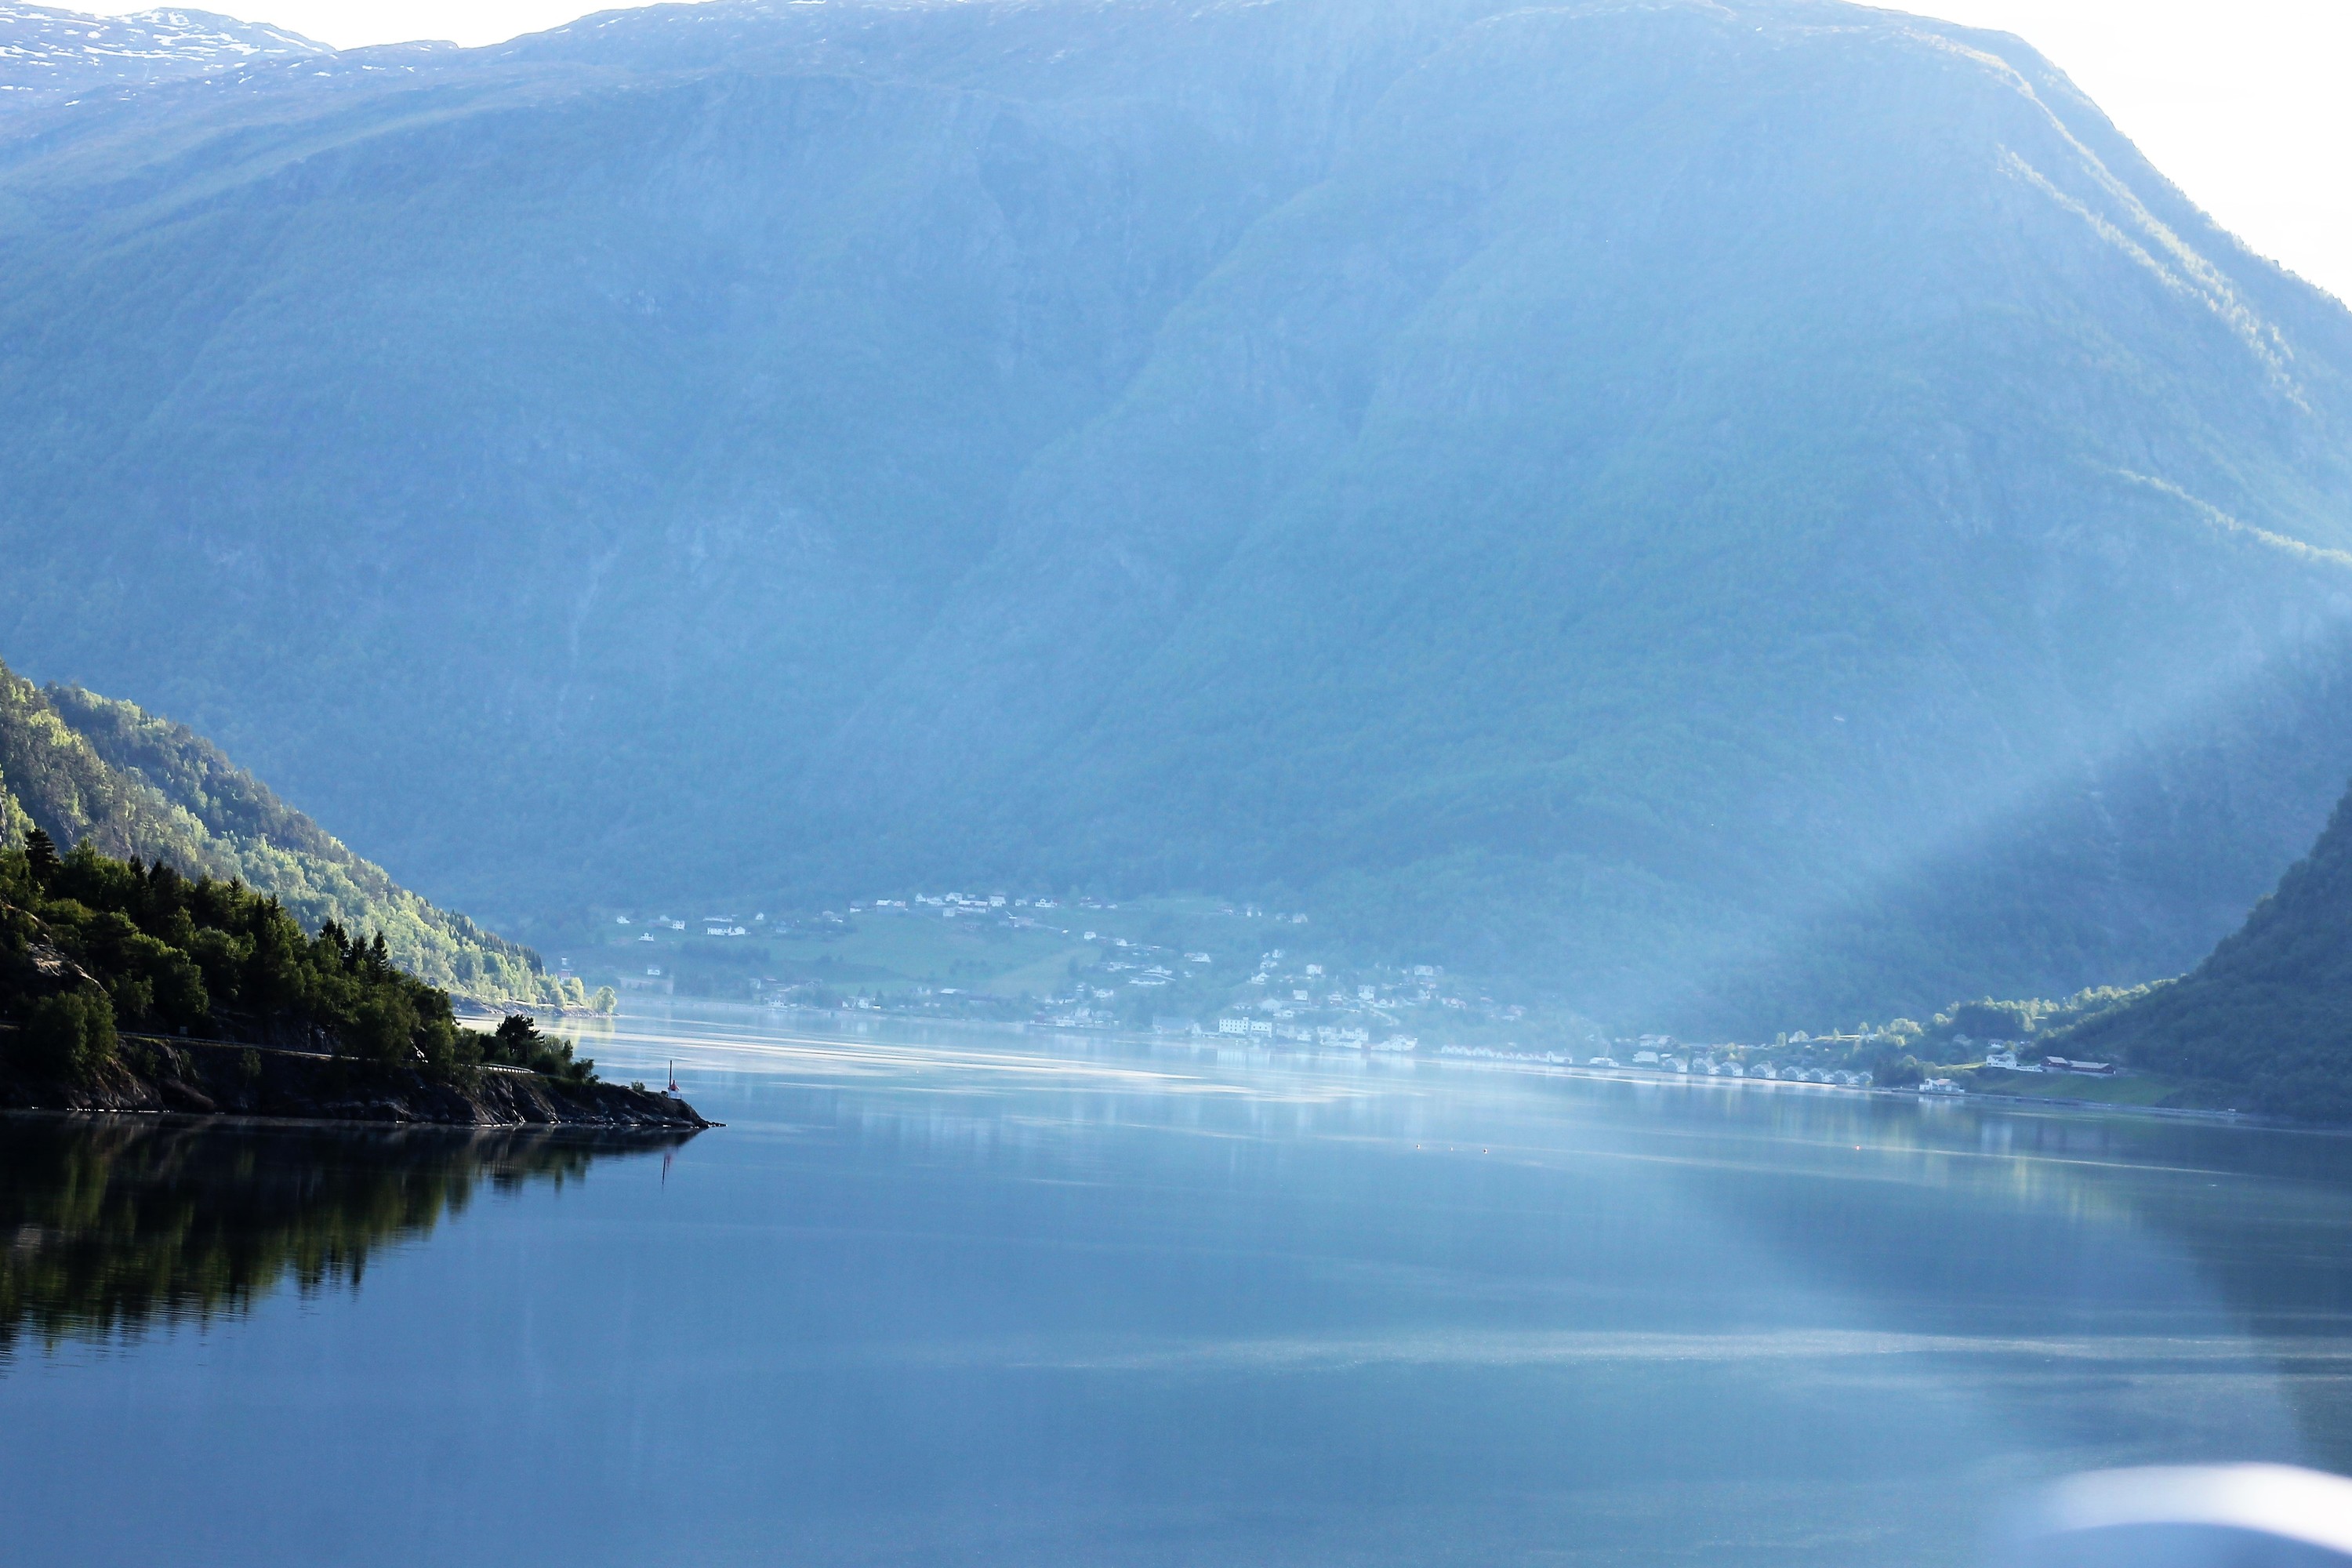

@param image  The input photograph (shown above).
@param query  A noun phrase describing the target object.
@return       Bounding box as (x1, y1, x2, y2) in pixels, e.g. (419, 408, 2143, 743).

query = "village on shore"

(579, 890, 2132, 1099)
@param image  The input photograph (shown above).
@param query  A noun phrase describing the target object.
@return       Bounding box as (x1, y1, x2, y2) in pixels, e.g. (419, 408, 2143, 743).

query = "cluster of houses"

(1210, 1017, 1408, 1050)
(624, 898, 2122, 1102)
(1439, 1044, 1880, 1087)
(641, 902, 2097, 1107)
(612, 914, 690, 938)
(614, 906, 861, 955)
(1403, 1033, 2120, 1096)
(855, 892, 1073, 917)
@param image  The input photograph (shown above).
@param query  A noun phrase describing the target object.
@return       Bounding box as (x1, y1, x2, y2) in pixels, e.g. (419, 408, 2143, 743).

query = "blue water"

(5, 1002, 2351, 1566)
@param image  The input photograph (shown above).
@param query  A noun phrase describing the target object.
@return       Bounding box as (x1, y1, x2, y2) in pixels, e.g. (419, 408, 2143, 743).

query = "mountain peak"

(5, 0, 2352, 1033)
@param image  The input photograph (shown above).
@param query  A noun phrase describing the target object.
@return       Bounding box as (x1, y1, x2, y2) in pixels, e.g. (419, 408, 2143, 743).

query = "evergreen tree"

(23, 826, 57, 886)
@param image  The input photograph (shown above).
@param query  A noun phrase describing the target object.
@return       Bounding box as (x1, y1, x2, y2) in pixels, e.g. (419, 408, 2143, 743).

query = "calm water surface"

(6, 1003, 2352, 1566)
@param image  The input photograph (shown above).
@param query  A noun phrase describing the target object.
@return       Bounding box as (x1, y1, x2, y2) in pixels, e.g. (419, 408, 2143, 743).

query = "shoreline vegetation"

(0, 833, 706, 1129)
(1, 660, 614, 1015)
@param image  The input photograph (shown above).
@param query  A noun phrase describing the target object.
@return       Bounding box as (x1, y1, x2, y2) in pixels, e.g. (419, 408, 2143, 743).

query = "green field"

(1961, 1067, 2212, 1110)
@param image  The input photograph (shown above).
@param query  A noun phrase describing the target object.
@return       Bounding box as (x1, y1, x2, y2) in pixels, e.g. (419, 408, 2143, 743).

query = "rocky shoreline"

(0, 1030, 711, 1129)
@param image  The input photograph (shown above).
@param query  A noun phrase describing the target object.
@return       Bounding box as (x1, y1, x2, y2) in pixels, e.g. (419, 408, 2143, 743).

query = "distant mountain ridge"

(0, 659, 597, 1010)
(5, 0, 2352, 1033)
(0, 3, 326, 107)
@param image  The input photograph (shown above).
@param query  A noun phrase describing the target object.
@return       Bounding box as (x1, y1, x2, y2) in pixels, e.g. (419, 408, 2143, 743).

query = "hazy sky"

(89, 0, 2352, 303)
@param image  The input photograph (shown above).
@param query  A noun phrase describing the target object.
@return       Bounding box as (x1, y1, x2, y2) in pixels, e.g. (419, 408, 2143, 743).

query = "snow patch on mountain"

(0, 2, 328, 103)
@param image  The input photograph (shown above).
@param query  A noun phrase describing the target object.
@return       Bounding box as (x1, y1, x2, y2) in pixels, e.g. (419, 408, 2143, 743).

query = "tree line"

(1, 829, 591, 1086)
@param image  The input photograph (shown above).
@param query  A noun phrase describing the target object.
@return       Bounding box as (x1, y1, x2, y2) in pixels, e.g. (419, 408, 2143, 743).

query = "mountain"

(0, 3, 328, 109)
(2057, 777, 2352, 1120)
(4, 0, 2352, 1033)
(0, 659, 598, 1009)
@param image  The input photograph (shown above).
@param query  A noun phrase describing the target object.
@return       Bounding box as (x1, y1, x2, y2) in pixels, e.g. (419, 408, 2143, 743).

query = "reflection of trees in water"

(1, 1116, 691, 1355)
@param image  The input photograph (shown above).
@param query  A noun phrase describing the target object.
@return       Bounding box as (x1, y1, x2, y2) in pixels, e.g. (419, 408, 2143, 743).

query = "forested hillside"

(0, 660, 596, 1010)
(2058, 779, 2352, 1121)
(5, 0, 2352, 1032)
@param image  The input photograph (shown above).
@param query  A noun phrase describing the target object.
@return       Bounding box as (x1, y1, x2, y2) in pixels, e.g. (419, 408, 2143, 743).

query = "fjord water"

(5, 1008, 2350, 1566)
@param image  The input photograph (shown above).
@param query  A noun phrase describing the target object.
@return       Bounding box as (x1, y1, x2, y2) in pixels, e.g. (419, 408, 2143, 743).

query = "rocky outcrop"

(0, 1033, 711, 1128)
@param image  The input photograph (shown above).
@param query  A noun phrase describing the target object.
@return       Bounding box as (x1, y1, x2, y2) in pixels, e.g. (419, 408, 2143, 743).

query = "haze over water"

(6, 1003, 2351, 1566)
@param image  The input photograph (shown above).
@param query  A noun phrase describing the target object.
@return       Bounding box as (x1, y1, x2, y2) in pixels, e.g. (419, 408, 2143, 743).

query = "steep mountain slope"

(2060, 775, 2352, 1121)
(0, 660, 593, 1008)
(3, 0, 2352, 1031)
(0, 3, 326, 108)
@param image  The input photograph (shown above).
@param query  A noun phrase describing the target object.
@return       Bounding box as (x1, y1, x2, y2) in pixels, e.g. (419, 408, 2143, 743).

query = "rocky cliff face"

(4, 0, 2352, 1030)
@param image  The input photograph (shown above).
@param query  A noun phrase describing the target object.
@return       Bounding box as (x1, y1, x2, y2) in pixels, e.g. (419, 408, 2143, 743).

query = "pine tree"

(24, 826, 59, 885)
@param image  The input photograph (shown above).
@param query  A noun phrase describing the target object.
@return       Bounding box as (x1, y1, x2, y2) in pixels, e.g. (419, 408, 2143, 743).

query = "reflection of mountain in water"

(1, 1117, 690, 1354)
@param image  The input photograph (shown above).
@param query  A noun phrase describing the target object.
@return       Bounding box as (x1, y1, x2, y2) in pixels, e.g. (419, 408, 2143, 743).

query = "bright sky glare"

(85, 0, 2352, 305)
(1922, 0, 2352, 304)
